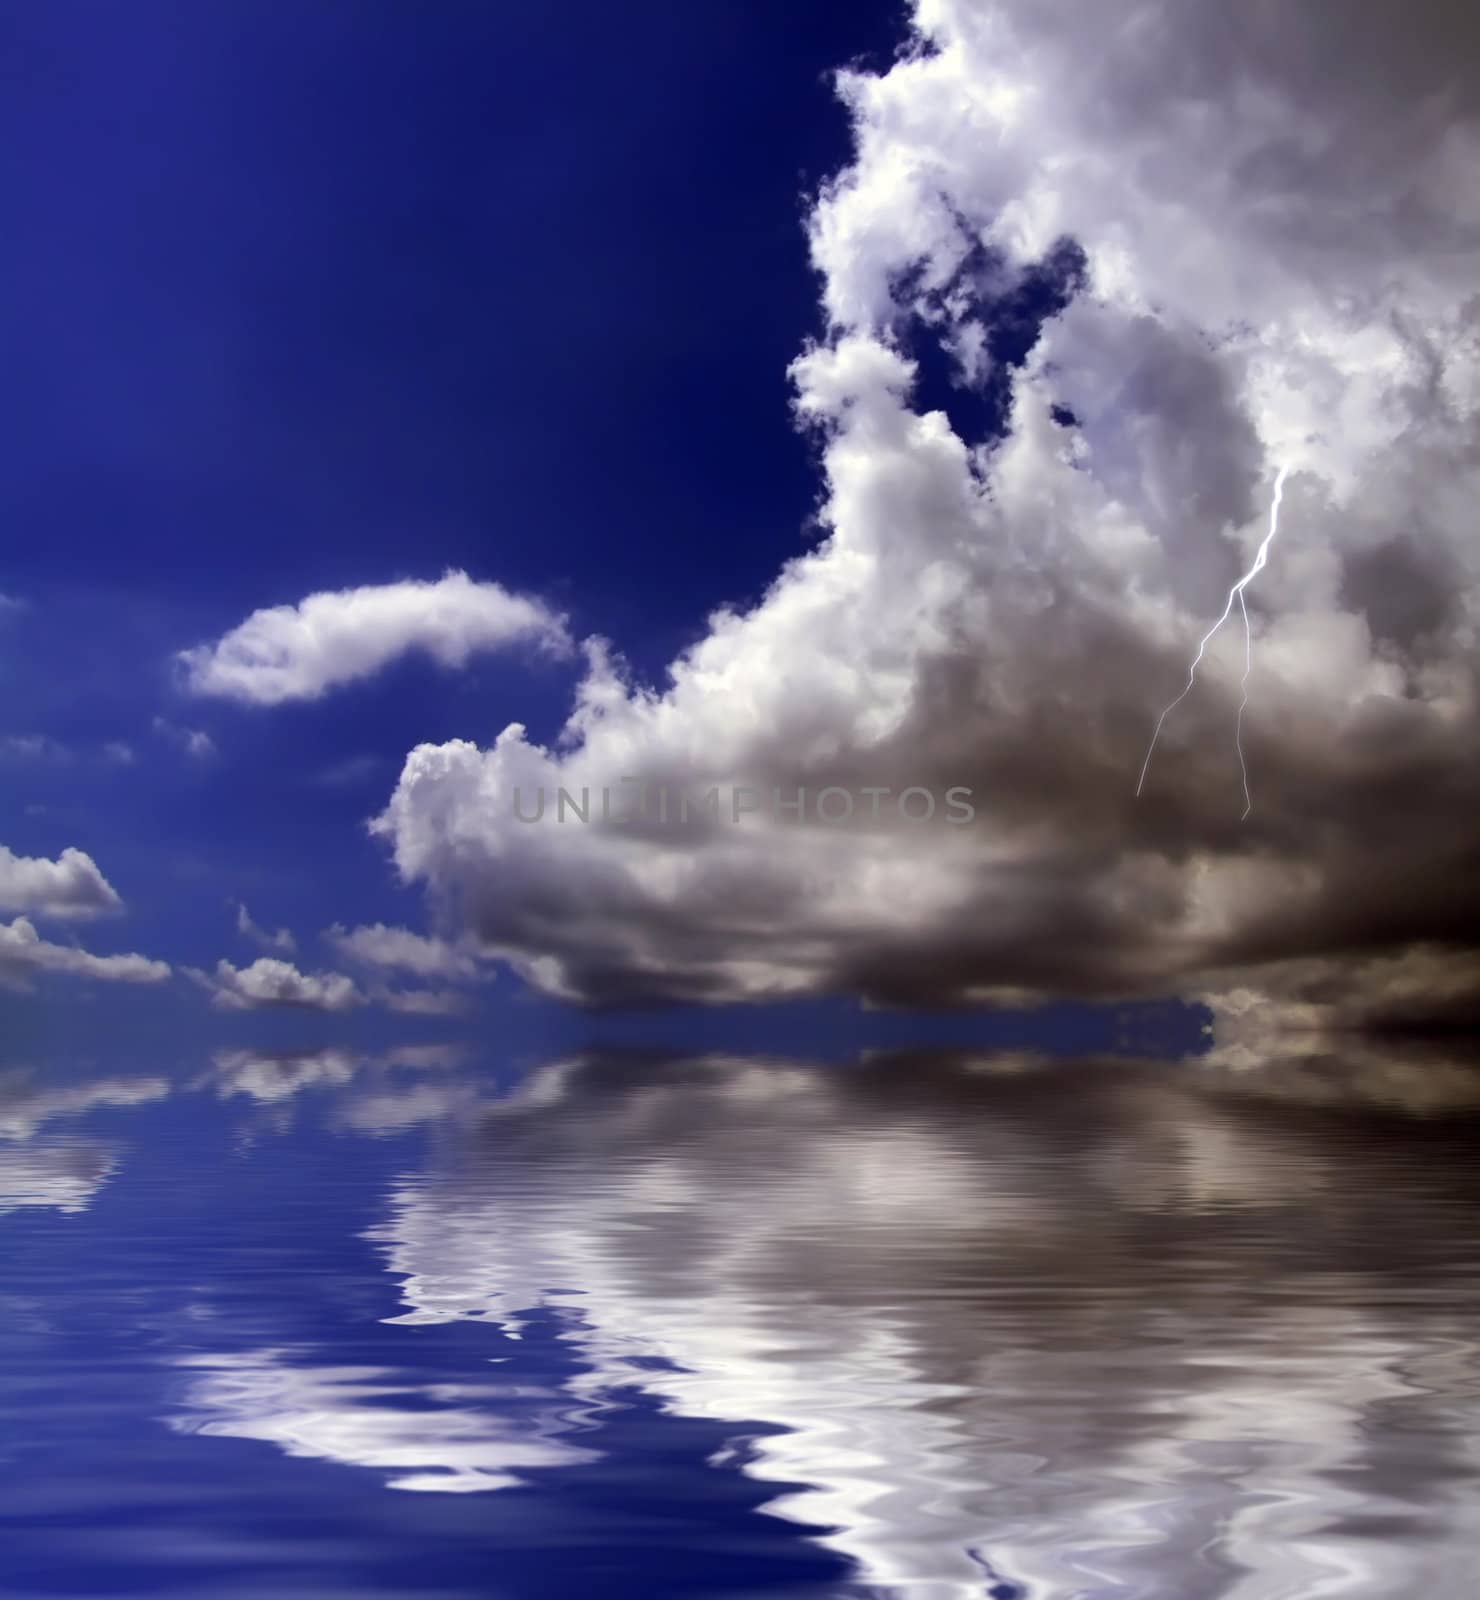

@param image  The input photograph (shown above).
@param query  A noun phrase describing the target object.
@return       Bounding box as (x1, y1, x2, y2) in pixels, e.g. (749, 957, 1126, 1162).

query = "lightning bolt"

(1136, 465, 1291, 818)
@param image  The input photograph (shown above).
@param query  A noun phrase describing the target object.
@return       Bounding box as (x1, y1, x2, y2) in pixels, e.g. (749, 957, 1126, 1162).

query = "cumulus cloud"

(179, 571, 569, 706)
(0, 917, 170, 990)
(234, 900, 296, 955)
(185, 956, 362, 1012)
(186, 954, 464, 1017)
(0, 843, 123, 920)
(372, 0, 1480, 1013)
(324, 922, 486, 982)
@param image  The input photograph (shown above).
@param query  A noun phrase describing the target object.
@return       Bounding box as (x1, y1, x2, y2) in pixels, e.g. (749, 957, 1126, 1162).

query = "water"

(3, 1040, 1480, 1598)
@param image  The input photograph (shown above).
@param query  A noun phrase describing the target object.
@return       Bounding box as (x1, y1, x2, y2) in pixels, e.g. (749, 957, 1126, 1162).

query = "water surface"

(4, 1041, 1480, 1598)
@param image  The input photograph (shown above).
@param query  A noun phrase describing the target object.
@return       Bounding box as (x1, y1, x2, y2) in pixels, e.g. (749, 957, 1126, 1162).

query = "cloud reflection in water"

(352, 1049, 1480, 1599)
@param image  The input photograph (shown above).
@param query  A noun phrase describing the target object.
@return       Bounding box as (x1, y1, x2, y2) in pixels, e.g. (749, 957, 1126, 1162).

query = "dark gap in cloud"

(901, 237, 1088, 450)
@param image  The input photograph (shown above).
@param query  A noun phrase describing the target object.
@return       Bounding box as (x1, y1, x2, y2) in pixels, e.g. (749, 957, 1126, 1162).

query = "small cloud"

(185, 954, 472, 1018)
(234, 900, 296, 955)
(177, 571, 569, 706)
(101, 741, 137, 767)
(324, 921, 489, 982)
(371, 985, 474, 1017)
(0, 916, 169, 990)
(0, 735, 70, 764)
(185, 956, 362, 1012)
(153, 717, 216, 760)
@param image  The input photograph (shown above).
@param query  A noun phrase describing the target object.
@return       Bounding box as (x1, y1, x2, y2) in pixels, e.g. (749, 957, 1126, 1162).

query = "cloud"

(152, 717, 216, 759)
(324, 922, 485, 982)
(0, 917, 170, 989)
(234, 900, 296, 955)
(372, 985, 473, 1017)
(0, 734, 69, 764)
(101, 740, 136, 766)
(178, 571, 569, 706)
(372, 0, 1480, 1012)
(187, 952, 469, 1016)
(185, 956, 362, 1012)
(0, 844, 123, 920)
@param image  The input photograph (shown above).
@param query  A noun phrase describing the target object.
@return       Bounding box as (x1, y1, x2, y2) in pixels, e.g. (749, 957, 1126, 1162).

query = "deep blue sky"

(1, 0, 909, 1006)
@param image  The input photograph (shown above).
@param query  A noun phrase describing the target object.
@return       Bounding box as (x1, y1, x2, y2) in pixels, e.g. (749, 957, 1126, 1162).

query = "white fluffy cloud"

(0, 843, 123, 920)
(180, 571, 569, 705)
(186, 954, 466, 1017)
(0, 917, 170, 989)
(186, 957, 363, 1012)
(373, 0, 1480, 1014)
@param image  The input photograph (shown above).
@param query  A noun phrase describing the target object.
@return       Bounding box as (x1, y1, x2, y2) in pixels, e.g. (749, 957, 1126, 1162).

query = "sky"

(3, 0, 1478, 1051)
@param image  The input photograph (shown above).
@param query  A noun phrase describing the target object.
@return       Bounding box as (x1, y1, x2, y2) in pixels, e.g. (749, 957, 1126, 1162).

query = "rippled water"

(4, 1040, 1480, 1598)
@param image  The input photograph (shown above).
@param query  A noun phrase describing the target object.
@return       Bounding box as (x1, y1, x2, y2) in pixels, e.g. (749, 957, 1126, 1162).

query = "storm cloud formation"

(376, 1, 1480, 1015)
